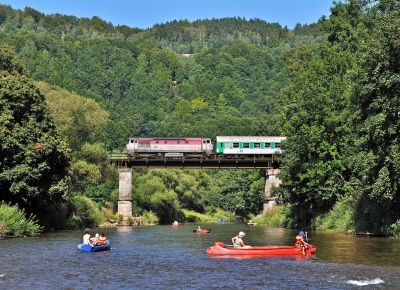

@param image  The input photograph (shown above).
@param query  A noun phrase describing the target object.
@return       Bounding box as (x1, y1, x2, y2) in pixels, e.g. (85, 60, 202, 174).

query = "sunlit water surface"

(2, 223, 400, 289)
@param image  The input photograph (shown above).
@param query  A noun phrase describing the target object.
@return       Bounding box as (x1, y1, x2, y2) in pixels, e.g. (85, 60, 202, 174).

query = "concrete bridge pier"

(118, 168, 133, 220)
(263, 168, 281, 213)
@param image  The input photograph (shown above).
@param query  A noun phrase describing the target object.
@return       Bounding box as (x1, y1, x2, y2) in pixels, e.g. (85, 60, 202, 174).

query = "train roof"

(127, 137, 212, 140)
(127, 136, 285, 142)
(216, 136, 286, 142)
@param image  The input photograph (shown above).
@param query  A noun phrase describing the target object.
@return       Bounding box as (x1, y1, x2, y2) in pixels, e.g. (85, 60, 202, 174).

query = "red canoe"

(193, 229, 211, 234)
(206, 242, 316, 255)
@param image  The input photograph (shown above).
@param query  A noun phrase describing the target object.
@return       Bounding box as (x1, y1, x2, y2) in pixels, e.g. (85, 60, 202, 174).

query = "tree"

(213, 169, 265, 219)
(35, 81, 110, 151)
(277, 26, 356, 227)
(0, 46, 71, 226)
(133, 173, 181, 223)
(347, 0, 400, 234)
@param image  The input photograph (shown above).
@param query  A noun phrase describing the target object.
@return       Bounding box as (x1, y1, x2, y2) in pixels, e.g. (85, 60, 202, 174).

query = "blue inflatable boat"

(78, 240, 111, 252)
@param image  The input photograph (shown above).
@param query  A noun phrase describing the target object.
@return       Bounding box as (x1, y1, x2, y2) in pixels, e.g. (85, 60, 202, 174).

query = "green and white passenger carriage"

(215, 136, 286, 158)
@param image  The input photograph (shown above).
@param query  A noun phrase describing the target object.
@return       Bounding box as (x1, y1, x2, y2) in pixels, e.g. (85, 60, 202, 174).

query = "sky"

(1, 0, 335, 30)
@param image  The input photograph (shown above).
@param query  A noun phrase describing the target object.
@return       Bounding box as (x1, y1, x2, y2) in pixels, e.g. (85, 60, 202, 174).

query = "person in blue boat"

(295, 231, 308, 254)
(91, 233, 100, 245)
(83, 228, 95, 247)
(197, 226, 202, 232)
(232, 231, 251, 248)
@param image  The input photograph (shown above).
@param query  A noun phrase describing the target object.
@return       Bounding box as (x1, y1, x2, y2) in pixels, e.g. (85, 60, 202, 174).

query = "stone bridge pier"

(263, 168, 281, 213)
(118, 168, 132, 218)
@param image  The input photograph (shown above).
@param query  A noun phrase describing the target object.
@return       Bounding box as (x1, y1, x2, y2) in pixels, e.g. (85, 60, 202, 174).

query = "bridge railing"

(109, 152, 128, 160)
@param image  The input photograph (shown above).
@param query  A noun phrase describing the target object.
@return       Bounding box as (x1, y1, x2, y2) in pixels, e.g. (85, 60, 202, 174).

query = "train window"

(156, 141, 159, 144)
(186, 141, 189, 144)
(177, 141, 180, 144)
(243, 143, 250, 148)
(265, 143, 271, 148)
(275, 143, 281, 148)
(233, 142, 239, 148)
(254, 143, 260, 148)
(164, 141, 167, 144)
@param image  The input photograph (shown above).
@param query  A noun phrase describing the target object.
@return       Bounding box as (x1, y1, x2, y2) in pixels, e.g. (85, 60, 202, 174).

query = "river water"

(1, 223, 400, 289)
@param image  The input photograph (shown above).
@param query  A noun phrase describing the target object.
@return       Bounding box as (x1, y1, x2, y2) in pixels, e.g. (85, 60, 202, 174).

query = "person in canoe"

(173, 220, 179, 226)
(96, 233, 107, 245)
(83, 228, 95, 247)
(295, 231, 308, 254)
(197, 226, 202, 232)
(232, 231, 251, 248)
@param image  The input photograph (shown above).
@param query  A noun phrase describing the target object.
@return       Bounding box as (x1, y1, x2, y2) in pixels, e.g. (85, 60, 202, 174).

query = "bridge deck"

(109, 155, 281, 169)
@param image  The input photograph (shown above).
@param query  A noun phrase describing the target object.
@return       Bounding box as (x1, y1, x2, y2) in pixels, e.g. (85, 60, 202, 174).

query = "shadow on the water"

(207, 253, 317, 262)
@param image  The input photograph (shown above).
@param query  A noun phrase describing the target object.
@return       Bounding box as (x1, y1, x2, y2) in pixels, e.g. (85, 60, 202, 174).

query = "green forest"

(1, 0, 400, 237)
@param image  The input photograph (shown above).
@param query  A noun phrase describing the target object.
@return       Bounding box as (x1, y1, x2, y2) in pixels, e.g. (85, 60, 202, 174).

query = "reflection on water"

(207, 254, 313, 262)
(1, 223, 400, 289)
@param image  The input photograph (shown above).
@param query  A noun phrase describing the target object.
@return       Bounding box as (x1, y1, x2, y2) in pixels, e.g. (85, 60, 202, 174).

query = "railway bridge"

(109, 154, 282, 219)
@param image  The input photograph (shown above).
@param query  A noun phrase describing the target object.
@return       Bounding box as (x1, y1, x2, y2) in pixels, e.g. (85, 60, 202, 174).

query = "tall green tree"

(347, 0, 400, 234)
(0, 46, 71, 226)
(277, 0, 400, 233)
(277, 14, 358, 227)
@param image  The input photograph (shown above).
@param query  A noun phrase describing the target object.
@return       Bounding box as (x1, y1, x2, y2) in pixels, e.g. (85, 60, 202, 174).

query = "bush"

(182, 208, 235, 222)
(252, 205, 288, 227)
(101, 202, 117, 222)
(313, 199, 355, 232)
(142, 211, 158, 224)
(117, 214, 123, 224)
(66, 215, 83, 229)
(110, 189, 119, 212)
(0, 202, 42, 238)
(185, 214, 198, 222)
(388, 220, 400, 237)
(69, 195, 106, 227)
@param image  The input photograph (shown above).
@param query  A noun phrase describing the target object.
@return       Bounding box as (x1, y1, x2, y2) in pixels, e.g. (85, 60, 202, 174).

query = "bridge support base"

(118, 168, 132, 220)
(263, 169, 281, 213)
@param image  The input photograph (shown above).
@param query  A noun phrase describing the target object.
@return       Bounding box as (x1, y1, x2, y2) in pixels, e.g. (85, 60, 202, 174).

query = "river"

(1, 223, 400, 289)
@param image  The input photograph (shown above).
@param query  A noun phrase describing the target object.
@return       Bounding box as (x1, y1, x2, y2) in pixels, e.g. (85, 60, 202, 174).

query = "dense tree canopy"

(276, 0, 400, 235)
(0, 46, 70, 226)
(347, 0, 400, 234)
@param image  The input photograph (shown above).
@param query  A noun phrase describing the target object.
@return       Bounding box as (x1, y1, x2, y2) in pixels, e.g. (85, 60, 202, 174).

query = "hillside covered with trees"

(1, 0, 400, 237)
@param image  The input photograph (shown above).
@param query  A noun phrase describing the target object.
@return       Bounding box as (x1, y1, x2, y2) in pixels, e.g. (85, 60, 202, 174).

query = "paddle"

(304, 232, 309, 253)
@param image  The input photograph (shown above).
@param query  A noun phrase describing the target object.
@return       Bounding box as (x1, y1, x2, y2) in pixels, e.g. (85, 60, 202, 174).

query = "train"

(126, 136, 285, 160)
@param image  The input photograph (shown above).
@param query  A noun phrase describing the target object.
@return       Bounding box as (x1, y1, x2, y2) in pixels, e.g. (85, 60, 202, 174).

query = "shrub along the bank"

(0, 202, 42, 238)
